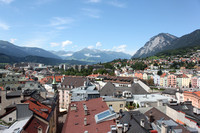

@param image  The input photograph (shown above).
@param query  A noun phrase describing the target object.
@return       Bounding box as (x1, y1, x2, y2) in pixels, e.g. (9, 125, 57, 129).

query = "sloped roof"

(61, 76, 86, 88)
(131, 83, 149, 94)
(24, 98, 52, 120)
(23, 116, 48, 133)
(184, 91, 200, 97)
(62, 98, 115, 133)
(100, 82, 116, 96)
(100, 82, 148, 96)
(120, 111, 151, 133)
(145, 107, 190, 133)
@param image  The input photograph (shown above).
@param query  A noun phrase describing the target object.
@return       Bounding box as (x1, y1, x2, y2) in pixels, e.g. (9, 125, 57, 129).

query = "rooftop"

(23, 116, 48, 133)
(62, 98, 115, 133)
(23, 98, 52, 120)
(119, 111, 152, 133)
(184, 91, 200, 97)
(1, 116, 32, 133)
(145, 107, 190, 133)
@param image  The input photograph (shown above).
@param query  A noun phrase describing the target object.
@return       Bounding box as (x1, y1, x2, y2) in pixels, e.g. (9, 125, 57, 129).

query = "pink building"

(183, 91, 200, 108)
(167, 74, 177, 88)
(191, 76, 198, 88)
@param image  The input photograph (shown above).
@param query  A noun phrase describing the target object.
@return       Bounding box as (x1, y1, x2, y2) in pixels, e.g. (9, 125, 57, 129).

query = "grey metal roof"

(119, 111, 151, 133)
(100, 82, 148, 97)
(6, 90, 22, 97)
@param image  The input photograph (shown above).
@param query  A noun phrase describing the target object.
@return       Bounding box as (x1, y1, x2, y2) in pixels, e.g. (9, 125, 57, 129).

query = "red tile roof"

(184, 91, 200, 97)
(182, 74, 189, 78)
(62, 98, 115, 133)
(24, 98, 52, 120)
(23, 116, 48, 133)
(0, 86, 4, 90)
(87, 74, 100, 78)
(39, 75, 63, 84)
(160, 73, 167, 78)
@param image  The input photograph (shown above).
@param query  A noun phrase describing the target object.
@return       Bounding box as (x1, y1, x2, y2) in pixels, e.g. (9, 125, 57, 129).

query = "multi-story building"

(160, 73, 168, 87)
(153, 74, 160, 86)
(183, 91, 200, 108)
(167, 74, 177, 88)
(59, 76, 86, 111)
(191, 76, 198, 88)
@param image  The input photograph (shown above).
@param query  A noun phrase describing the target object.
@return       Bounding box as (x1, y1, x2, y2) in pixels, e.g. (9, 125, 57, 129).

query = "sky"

(0, 0, 200, 55)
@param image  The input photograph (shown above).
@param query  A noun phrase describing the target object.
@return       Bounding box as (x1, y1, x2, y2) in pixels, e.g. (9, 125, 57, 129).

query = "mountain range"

(0, 41, 131, 65)
(51, 48, 131, 63)
(132, 29, 200, 58)
(0, 40, 61, 59)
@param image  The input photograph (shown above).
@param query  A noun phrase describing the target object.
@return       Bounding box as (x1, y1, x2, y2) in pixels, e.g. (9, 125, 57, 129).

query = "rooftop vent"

(169, 101, 178, 106)
(110, 125, 117, 133)
(83, 104, 89, 115)
(123, 123, 129, 132)
(70, 104, 77, 111)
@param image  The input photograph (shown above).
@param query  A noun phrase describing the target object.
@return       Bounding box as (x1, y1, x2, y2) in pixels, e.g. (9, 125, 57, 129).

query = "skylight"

(95, 107, 116, 124)
(97, 110, 111, 120)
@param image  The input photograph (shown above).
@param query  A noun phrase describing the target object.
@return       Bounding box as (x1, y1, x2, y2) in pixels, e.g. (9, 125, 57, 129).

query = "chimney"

(117, 124, 123, 133)
(149, 112, 154, 123)
(161, 123, 168, 133)
(84, 118, 87, 126)
(110, 125, 117, 133)
(140, 119, 145, 127)
(123, 123, 129, 132)
(116, 119, 120, 124)
(70, 104, 77, 111)
(157, 100, 163, 107)
(83, 104, 88, 115)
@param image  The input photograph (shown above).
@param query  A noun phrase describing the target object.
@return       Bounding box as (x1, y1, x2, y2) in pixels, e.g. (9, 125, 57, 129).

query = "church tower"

(52, 74, 57, 92)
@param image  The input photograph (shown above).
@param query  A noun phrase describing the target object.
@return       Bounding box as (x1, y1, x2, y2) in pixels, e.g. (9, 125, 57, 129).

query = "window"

(120, 104, 123, 108)
(9, 117, 12, 121)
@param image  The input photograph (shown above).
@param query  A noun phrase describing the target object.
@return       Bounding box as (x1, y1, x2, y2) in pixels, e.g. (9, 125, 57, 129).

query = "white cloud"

(50, 42, 60, 47)
(0, 22, 10, 30)
(87, 45, 94, 49)
(87, 0, 101, 3)
(113, 44, 127, 52)
(62, 40, 72, 47)
(84, 53, 100, 57)
(108, 1, 126, 8)
(63, 53, 73, 57)
(0, 0, 14, 4)
(50, 17, 74, 27)
(10, 38, 17, 44)
(82, 8, 100, 18)
(96, 42, 102, 47)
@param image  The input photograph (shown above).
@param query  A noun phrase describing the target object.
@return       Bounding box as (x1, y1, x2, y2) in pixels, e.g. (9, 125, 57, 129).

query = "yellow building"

(103, 97, 126, 112)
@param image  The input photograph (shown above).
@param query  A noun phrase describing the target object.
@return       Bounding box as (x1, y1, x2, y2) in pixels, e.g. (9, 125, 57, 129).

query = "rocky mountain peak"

(132, 33, 177, 58)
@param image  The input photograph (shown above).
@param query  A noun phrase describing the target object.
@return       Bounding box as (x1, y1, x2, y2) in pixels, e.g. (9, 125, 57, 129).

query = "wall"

(166, 106, 200, 132)
(0, 91, 22, 115)
(1, 110, 16, 123)
(105, 100, 126, 112)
